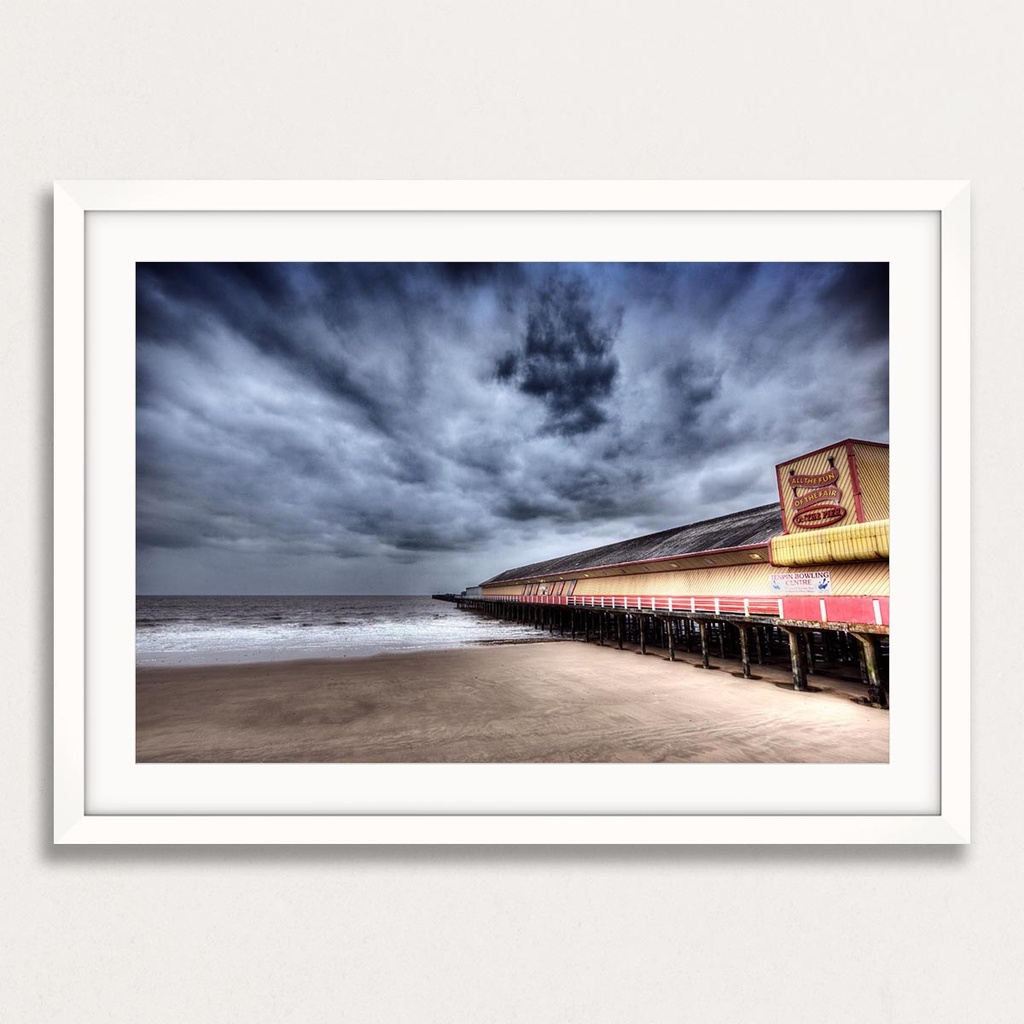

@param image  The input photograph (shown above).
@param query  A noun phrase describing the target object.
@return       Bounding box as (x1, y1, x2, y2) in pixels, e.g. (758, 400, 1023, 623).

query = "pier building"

(447, 439, 890, 707)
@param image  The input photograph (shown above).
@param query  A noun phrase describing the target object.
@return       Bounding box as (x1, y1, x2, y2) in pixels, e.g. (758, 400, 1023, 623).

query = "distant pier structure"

(435, 439, 890, 708)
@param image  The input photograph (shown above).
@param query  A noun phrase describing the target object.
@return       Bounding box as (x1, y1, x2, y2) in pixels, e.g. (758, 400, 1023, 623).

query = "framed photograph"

(53, 180, 969, 844)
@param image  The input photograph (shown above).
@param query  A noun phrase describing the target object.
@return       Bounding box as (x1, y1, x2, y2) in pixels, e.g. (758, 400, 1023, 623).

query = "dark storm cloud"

(495, 273, 621, 436)
(819, 262, 889, 342)
(136, 261, 889, 594)
(498, 495, 567, 523)
(698, 464, 766, 505)
(138, 262, 394, 429)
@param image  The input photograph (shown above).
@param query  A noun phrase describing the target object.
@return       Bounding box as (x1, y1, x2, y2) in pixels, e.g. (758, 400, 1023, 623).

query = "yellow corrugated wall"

(573, 564, 766, 596)
(770, 519, 889, 566)
(852, 442, 889, 523)
(564, 560, 888, 597)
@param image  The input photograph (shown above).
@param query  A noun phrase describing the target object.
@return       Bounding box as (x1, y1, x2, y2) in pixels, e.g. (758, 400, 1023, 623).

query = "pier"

(434, 593, 889, 708)
(435, 439, 891, 711)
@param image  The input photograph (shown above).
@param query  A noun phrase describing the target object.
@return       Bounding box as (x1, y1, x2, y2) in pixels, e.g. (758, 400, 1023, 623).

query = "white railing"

(473, 592, 889, 626)
(484, 594, 786, 615)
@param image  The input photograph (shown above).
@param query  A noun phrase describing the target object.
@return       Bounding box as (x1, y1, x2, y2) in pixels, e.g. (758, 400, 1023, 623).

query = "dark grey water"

(136, 595, 546, 667)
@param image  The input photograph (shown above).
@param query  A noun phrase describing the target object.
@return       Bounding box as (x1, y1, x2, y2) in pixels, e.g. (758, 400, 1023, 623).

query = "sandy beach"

(137, 639, 888, 763)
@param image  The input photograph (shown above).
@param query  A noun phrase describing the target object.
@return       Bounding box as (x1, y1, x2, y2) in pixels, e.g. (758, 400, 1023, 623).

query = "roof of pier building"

(481, 503, 783, 586)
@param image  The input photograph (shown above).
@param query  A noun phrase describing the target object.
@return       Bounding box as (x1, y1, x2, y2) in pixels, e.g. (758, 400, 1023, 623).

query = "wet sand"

(137, 640, 888, 763)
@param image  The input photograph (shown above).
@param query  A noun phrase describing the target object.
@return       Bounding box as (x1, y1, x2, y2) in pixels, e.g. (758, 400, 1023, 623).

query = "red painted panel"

(501, 593, 889, 627)
(782, 596, 823, 621)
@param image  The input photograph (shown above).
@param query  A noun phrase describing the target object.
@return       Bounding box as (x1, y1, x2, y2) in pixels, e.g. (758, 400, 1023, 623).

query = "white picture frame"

(53, 180, 970, 844)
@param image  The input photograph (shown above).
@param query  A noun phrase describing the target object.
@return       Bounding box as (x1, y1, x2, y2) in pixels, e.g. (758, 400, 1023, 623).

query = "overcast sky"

(136, 262, 888, 595)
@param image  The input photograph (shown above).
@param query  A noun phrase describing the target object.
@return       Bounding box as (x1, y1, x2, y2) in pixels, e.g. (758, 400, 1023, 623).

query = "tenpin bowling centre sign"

(770, 570, 833, 594)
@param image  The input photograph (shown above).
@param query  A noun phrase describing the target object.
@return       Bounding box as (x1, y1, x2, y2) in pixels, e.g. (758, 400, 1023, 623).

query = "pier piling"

(432, 595, 887, 709)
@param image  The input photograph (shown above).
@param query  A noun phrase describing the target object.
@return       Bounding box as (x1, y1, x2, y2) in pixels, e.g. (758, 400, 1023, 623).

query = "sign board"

(769, 570, 832, 594)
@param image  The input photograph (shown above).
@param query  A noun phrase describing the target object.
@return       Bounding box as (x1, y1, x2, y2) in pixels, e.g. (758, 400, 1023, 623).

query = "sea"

(136, 595, 548, 667)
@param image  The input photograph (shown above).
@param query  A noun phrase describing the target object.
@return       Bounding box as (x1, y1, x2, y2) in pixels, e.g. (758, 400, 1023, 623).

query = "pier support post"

(616, 615, 623, 650)
(781, 627, 808, 691)
(857, 635, 869, 686)
(718, 623, 726, 660)
(804, 631, 816, 675)
(698, 621, 709, 669)
(853, 632, 888, 709)
(639, 615, 648, 655)
(667, 617, 675, 661)
(738, 624, 751, 679)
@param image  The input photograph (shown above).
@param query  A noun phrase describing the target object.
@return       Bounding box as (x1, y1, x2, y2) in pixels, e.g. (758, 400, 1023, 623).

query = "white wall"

(2, 2, 1014, 1021)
